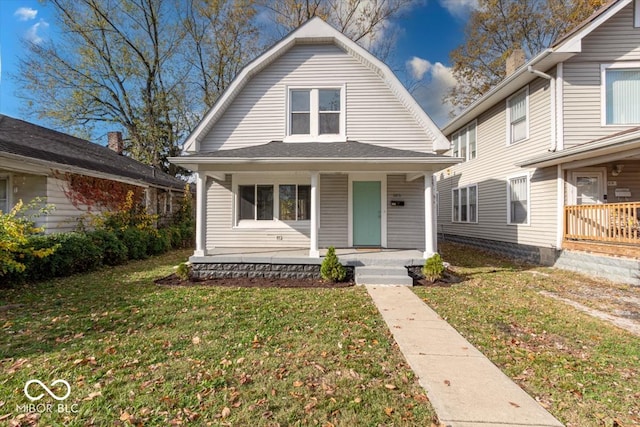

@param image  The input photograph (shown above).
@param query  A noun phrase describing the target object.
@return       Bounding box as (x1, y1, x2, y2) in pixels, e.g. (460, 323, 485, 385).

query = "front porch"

(564, 201, 640, 257)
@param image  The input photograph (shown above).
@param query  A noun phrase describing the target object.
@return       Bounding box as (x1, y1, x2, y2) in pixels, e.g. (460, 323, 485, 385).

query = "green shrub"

(88, 229, 127, 266)
(148, 229, 171, 255)
(119, 228, 149, 260)
(28, 233, 102, 279)
(320, 246, 346, 283)
(422, 253, 445, 282)
(176, 262, 190, 281)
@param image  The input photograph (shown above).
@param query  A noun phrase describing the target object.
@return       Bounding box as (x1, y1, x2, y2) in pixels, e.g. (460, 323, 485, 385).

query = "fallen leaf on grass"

(221, 406, 231, 418)
(293, 380, 304, 387)
(384, 407, 394, 416)
(83, 391, 102, 401)
(192, 336, 201, 345)
(384, 384, 397, 390)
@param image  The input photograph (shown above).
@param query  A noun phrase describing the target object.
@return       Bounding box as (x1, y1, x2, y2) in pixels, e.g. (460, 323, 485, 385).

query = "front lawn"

(1, 250, 434, 426)
(414, 243, 640, 427)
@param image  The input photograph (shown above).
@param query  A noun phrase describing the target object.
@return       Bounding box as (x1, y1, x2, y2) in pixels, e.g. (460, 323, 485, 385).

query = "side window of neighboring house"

(288, 87, 344, 139)
(506, 87, 528, 144)
(238, 183, 310, 223)
(0, 177, 8, 213)
(507, 175, 529, 225)
(451, 121, 477, 161)
(452, 184, 477, 223)
(602, 64, 640, 125)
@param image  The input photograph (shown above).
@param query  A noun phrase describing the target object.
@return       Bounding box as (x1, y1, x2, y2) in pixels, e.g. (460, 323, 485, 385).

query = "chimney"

(107, 131, 124, 155)
(505, 48, 526, 76)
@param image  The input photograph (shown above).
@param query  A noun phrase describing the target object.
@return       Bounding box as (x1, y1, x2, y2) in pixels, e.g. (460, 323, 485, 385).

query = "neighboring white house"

(437, 0, 640, 284)
(170, 17, 459, 259)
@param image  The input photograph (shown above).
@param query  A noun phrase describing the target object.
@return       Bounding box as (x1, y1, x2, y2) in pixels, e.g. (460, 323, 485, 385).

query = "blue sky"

(0, 0, 473, 136)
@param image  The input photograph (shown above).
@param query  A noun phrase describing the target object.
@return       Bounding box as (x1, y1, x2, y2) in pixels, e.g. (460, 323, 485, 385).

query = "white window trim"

(635, 0, 640, 28)
(232, 175, 312, 228)
(0, 174, 11, 214)
(506, 86, 529, 145)
(600, 62, 640, 126)
(450, 120, 478, 161)
(284, 85, 347, 143)
(451, 184, 478, 224)
(506, 174, 530, 226)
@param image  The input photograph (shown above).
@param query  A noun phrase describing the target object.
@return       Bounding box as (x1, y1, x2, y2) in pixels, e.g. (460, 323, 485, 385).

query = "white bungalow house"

(170, 17, 460, 264)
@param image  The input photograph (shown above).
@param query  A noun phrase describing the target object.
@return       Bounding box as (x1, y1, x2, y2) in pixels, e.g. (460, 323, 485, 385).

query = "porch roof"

(170, 140, 462, 172)
(517, 128, 640, 169)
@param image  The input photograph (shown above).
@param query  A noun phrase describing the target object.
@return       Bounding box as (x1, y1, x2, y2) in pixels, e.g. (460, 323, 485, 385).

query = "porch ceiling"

(517, 128, 640, 169)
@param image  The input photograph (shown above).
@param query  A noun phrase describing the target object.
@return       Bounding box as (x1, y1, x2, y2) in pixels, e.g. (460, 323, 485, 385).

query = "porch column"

(194, 172, 206, 257)
(310, 171, 320, 258)
(423, 173, 437, 258)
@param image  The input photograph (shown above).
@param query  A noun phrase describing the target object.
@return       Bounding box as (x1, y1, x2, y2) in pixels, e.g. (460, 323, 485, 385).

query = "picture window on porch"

(287, 87, 344, 140)
(603, 65, 640, 125)
(506, 87, 528, 144)
(507, 175, 529, 225)
(237, 183, 310, 223)
(0, 177, 8, 213)
(452, 184, 477, 223)
(451, 121, 477, 161)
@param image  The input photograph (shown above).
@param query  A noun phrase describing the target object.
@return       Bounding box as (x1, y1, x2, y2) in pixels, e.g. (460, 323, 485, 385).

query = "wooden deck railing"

(564, 202, 640, 243)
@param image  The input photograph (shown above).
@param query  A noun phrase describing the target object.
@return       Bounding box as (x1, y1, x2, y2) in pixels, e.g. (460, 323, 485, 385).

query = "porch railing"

(564, 202, 640, 243)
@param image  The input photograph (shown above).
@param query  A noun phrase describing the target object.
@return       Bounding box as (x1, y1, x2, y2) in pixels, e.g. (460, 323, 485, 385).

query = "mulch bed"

(155, 274, 354, 288)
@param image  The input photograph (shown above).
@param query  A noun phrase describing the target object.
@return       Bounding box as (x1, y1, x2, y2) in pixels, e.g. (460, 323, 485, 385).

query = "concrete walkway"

(367, 285, 564, 427)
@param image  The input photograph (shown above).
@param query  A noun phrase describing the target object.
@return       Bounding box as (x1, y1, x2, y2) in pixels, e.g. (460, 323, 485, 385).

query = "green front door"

(353, 181, 381, 247)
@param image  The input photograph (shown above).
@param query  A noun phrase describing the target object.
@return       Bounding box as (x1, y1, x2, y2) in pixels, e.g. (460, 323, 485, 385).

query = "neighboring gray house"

(0, 114, 188, 232)
(170, 17, 459, 259)
(437, 0, 640, 284)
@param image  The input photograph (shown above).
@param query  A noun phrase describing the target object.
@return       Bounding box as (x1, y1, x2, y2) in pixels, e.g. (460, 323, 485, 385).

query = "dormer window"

(286, 86, 345, 141)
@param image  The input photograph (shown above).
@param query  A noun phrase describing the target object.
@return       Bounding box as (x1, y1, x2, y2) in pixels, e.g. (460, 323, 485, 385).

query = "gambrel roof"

(183, 17, 449, 153)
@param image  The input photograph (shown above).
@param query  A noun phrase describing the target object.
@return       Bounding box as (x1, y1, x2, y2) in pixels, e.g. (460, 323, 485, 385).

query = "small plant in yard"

(422, 253, 445, 282)
(321, 246, 346, 282)
(176, 262, 191, 280)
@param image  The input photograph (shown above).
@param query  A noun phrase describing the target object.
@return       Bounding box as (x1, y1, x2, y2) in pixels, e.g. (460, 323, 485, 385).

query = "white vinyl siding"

(201, 44, 434, 153)
(319, 174, 348, 248)
(507, 87, 529, 144)
(438, 75, 556, 248)
(452, 184, 477, 223)
(508, 175, 529, 225)
(602, 64, 640, 125)
(563, 2, 640, 146)
(206, 174, 310, 250)
(386, 175, 424, 249)
(451, 121, 477, 161)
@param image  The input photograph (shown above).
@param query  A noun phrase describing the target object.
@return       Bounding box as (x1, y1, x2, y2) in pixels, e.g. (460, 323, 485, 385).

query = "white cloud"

(409, 59, 459, 127)
(407, 56, 432, 80)
(25, 19, 49, 44)
(14, 7, 38, 21)
(438, 0, 478, 18)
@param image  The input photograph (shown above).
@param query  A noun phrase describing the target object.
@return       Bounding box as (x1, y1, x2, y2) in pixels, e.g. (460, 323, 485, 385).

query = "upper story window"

(0, 177, 8, 213)
(451, 121, 477, 161)
(506, 87, 528, 144)
(286, 86, 345, 141)
(602, 63, 640, 125)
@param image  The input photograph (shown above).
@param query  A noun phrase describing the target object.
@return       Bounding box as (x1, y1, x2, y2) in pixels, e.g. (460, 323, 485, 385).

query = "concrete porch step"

(355, 266, 413, 286)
